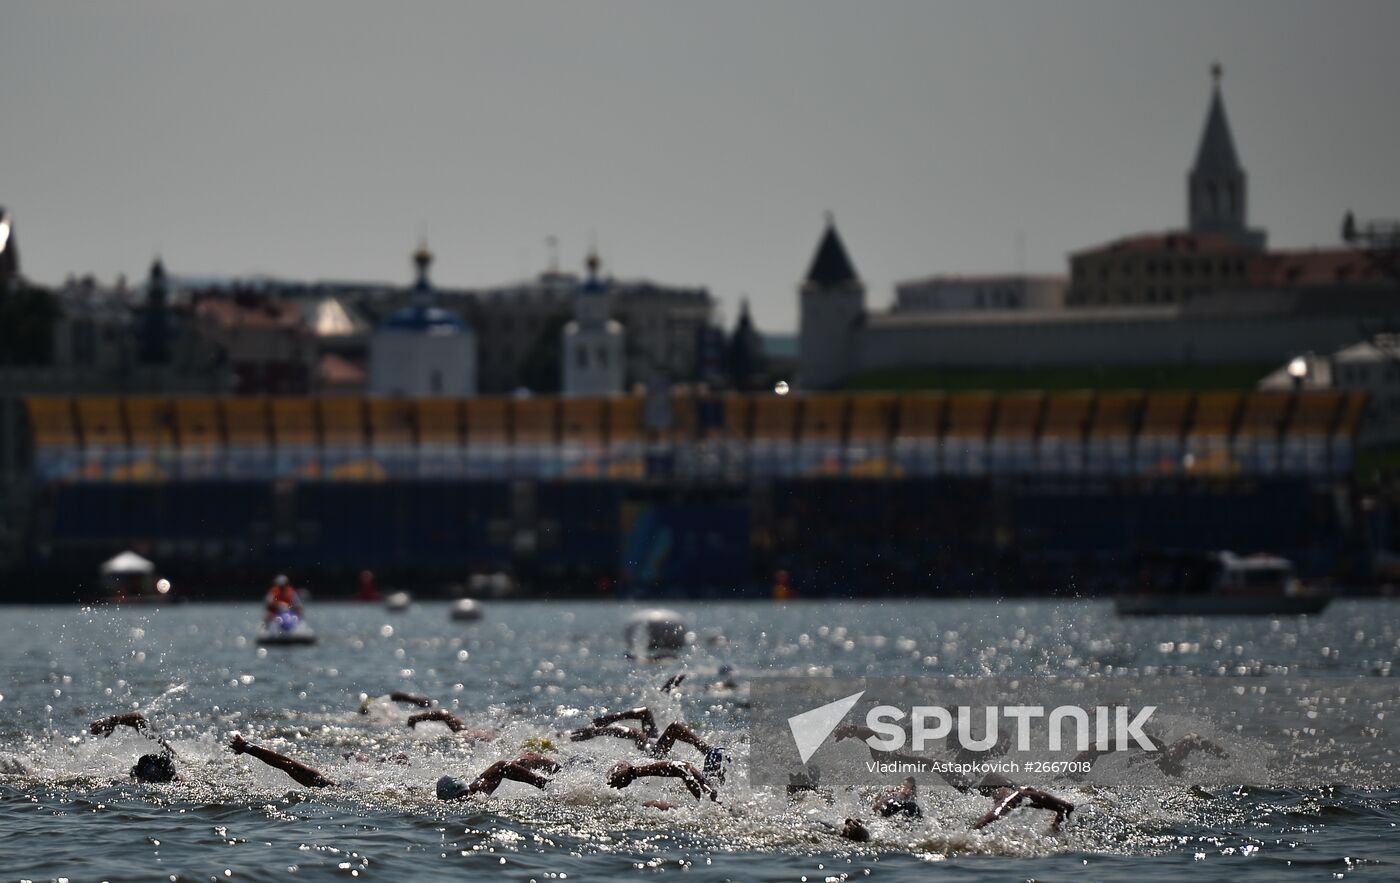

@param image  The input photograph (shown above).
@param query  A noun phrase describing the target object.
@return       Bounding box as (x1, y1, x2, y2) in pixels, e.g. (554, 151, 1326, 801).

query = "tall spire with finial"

(1188, 62, 1258, 246)
(139, 255, 171, 364)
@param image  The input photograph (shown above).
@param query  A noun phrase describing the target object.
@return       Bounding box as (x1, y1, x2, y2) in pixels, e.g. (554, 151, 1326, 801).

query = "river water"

(1, 600, 1398, 881)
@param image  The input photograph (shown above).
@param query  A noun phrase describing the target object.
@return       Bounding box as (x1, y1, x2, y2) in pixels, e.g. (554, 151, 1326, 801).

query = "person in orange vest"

(771, 569, 796, 601)
(264, 574, 303, 623)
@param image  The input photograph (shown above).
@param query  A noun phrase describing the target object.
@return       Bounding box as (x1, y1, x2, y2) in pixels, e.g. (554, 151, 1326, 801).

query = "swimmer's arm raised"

(407, 709, 493, 741)
(229, 734, 333, 788)
(461, 757, 554, 797)
(90, 712, 148, 737)
(408, 709, 465, 732)
(631, 761, 717, 801)
(973, 786, 1073, 832)
(652, 722, 711, 757)
(389, 691, 434, 708)
(592, 707, 658, 738)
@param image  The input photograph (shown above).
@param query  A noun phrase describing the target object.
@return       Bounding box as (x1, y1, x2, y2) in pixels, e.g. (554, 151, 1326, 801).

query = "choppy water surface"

(2, 600, 1398, 881)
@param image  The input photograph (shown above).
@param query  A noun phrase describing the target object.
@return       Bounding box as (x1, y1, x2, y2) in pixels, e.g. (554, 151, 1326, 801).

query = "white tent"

(100, 550, 155, 576)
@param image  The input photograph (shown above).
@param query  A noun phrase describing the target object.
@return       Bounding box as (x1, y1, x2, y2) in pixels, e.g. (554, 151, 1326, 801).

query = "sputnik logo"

(787, 690, 865, 764)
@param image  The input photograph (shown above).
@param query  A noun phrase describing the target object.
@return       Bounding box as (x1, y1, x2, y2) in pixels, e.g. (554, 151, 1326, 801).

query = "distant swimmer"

(264, 574, 303, 624)
(1070, 730, 1229, 779)
(407, 709, 494, 742)
(1147, 733, 1229, 777)
(358, 691, 435, 714)
(90, 712, 178, 783)
(607, 759, 717, 801)
(342, 751, 411, 765)
(708, 664, 739, 693)
(229, 734, 333, 788)
(833, 724, 1074, 832)
(436, 752, 561, 800)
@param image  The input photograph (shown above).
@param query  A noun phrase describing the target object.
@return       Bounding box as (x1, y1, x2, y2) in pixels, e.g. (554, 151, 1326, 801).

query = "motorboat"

(1115, 551, 1330, 616)
(95, 550, 178, 604)
(257, 609, 318, 645)
(450, 598, 484, 621)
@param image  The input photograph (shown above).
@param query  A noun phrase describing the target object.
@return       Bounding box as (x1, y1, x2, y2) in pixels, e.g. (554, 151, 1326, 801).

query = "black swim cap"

(132, 753, 177, 783)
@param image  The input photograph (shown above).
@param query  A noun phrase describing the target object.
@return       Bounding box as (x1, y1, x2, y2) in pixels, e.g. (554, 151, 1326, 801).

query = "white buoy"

(624, 608, 689, 659)
(385, 591, 411, 612)
(450, 598, 483, 622)
(155, 578, 171, 594)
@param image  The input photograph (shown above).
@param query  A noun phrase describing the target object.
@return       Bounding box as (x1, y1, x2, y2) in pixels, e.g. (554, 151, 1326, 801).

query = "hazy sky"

(4, 1, 1399, 332)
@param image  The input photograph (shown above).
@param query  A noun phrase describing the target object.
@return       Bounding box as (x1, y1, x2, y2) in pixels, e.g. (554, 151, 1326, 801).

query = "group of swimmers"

(86, 681, 1122, 842)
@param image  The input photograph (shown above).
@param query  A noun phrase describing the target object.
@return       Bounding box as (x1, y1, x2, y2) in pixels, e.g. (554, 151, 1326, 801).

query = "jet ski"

(257, 609, 318, 646)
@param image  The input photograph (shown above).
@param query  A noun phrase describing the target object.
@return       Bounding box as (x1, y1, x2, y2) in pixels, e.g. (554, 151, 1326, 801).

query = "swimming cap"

(436, 775, 470, 801)
(132, 753, 177, 783)
(703, 747, 729, 784)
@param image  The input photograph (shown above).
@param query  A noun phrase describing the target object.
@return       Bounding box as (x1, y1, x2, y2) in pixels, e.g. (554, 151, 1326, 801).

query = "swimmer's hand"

(841, 818, 871, 842)
(389, 691, 434, 708)
(90, 713, 148, 737)
(229, 733, 249, 755)
(832, 724, 873, 742)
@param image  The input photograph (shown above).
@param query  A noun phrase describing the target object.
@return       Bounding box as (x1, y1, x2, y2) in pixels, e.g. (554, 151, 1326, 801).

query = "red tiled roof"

(897, 273, 1066, 287)
(1248, 249, 1390, 287)
(318, 353, 366, 387)
(195, 296, 302, 330)
(1072, 231, 1249, 258)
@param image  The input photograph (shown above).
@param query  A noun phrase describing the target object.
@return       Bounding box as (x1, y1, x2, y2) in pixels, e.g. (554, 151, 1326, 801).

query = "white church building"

(562, 251, 625, 396)
(369, 245, 477, 396)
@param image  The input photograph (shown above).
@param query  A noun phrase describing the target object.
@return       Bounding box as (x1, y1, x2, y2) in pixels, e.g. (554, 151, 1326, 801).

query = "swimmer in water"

(569, 707, 710, 759)
(359, 691, 435, 714)
(1069, 730, 1229, 779)
(406, 709, 494, 742)
(436, 752, 561, 800)
(833, 724, 1074, 832)
(90, 712, 179, 783)
(872, 776, 923, 818)
(811, 817, 872, 842)
(708, 665, 740, 693)
(972, 783, 1075, 832)
(228, 734, 334, 788)
(607, 759, 718, 801)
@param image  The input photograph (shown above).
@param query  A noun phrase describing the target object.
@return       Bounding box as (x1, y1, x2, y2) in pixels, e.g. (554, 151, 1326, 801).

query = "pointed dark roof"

(805, 219, 860, 286)
(1192, 75, 1242, 178)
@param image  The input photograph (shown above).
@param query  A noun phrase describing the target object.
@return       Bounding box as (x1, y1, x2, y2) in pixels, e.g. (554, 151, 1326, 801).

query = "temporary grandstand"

(22, 390, 1365, 484)
(14, 391, 1367, 599)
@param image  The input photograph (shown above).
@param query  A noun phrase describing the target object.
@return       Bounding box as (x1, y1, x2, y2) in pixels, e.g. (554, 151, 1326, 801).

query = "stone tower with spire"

(1188, 64, 1266, 250)
(798, 214, 865, 390)
(139, 257, 172, 364)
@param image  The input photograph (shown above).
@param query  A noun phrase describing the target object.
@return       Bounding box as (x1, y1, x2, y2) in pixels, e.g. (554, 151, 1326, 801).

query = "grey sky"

(3, 1, 1398, 333)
